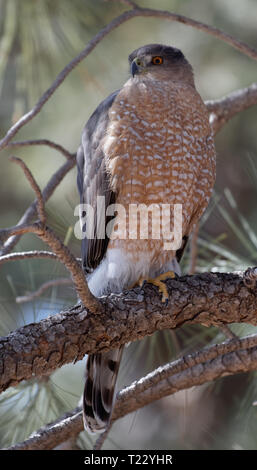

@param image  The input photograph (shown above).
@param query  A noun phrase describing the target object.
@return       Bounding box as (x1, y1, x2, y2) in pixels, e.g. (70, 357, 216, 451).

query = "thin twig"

(140, 8, 257, 61)
(7, 140, 75, 160)
(93, 423, 113, 450)
(16, 278, 73, 304)
(0, 156, 75, 256)
(9, 156, 46, 226)
(0, 250, 81, 266)
(218, 325, 238, 340)
(0, 250, 58, 266)
(0, 9, 138, 151)
(0, 223, 40, 244)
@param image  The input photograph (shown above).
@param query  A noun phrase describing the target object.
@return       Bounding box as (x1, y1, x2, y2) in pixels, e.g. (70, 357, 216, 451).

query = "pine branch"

(0, 269, 256, 394)
(206, 82, 257, 134)
(6, 332, 257, 450)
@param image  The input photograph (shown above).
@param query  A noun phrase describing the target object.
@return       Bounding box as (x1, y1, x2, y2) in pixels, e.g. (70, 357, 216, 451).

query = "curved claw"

(133, 271, 175, 303)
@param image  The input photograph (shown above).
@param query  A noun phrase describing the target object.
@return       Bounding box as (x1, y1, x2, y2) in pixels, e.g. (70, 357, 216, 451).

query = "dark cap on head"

(128, 44, 185, 63)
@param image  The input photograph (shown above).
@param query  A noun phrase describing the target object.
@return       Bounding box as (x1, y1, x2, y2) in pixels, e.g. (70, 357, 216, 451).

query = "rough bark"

(6, 332, 257, 450)
(0, 271, 256, 394)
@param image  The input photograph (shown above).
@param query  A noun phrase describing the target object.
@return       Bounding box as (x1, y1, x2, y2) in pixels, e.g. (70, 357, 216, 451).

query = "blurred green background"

(0, 0, 256, 450)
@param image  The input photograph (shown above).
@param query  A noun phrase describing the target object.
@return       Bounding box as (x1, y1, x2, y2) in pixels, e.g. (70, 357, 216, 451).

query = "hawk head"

(129, 43, 194, 84)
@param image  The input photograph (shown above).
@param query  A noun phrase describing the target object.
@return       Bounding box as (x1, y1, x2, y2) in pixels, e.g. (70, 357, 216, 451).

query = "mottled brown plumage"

(77, 43, 216, 433)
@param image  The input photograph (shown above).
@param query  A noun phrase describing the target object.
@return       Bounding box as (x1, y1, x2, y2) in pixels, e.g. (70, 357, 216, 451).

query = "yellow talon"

(136, 271, 175, 303)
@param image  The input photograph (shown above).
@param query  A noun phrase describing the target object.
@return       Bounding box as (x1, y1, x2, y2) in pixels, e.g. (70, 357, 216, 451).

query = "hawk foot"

(137, 271, 175, 303)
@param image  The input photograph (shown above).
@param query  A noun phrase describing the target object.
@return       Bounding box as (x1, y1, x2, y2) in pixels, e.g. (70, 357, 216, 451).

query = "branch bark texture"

(206, 82, 257, 133)
(0, 271, 256, 394)
(6, 332, 257, 450)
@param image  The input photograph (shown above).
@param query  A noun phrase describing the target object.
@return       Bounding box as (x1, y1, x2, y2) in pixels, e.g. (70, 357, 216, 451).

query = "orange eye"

(152, 56, 163, 65)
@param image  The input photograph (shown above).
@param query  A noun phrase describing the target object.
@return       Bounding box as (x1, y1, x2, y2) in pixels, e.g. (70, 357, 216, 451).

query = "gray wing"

(77, 90, 119, 273)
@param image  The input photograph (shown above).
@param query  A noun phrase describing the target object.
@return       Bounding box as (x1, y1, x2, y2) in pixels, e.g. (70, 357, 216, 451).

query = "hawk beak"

(131, 59, 139, 77)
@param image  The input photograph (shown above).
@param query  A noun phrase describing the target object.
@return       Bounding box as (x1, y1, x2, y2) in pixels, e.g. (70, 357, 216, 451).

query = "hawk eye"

(152, 56, 163, 65)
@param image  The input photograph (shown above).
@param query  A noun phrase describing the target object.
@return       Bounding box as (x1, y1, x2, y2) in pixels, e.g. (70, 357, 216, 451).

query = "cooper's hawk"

(77, 44, 216, 433)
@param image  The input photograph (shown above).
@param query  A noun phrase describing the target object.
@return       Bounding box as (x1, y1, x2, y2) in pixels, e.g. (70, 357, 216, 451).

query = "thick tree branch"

(0, 270, 256, 394)
(6, 332, 257, 450)
(206, 82, 257, 134)
(114, 335, 257, 422)
(5, 407, 83, 451)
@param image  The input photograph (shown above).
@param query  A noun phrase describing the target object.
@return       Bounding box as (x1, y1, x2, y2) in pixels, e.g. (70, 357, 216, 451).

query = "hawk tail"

(83, 347, 124, 433)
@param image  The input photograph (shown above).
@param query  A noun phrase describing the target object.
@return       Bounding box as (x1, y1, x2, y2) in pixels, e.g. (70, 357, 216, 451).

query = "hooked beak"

(131, 59, 139, 77)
